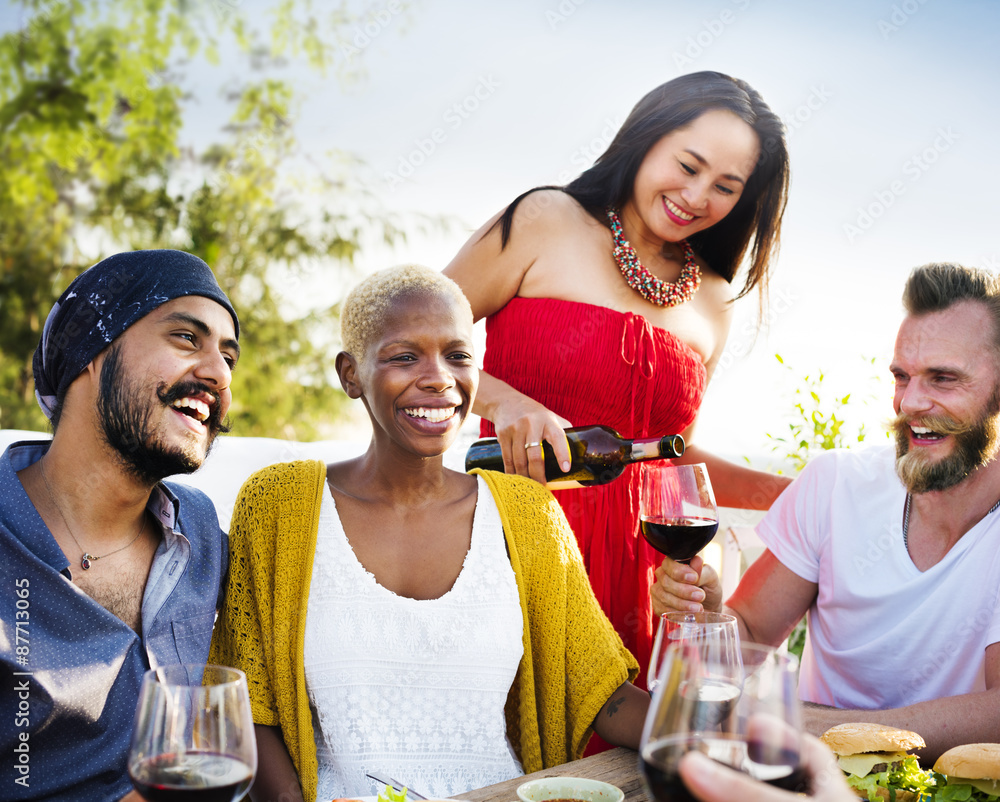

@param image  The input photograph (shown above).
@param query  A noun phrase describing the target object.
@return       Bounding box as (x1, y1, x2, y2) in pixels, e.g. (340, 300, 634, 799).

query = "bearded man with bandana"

(652, 262, 1000, 763)
(0, 250, 240, 801)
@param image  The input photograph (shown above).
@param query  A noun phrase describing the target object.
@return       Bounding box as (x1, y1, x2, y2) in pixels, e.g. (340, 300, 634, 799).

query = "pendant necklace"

(606, 208, 701, 307)
(902, 492, 1000, 552)
(38, 458, 146, 570)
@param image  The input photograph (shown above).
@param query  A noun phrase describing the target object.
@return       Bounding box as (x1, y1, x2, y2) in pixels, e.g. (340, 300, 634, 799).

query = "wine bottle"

(464, 424, 685, 488)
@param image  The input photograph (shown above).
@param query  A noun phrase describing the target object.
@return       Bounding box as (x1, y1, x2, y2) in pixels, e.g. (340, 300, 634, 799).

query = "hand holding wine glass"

(129, 664, 257, 802)
(640, 463, 719, 563)
(677, 730, 855, 802)
(640, 641, 806, 802)
(650, 552, 724, 618)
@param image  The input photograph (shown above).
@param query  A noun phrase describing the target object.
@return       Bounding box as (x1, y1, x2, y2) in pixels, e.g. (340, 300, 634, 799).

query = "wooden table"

(453, 748, 649, 802)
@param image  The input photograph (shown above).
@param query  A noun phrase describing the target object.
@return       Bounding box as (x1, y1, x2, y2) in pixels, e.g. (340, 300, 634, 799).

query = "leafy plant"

(761, 354, 889, 658)
(786, 611, 808, 661)
(765, 354, 887, 474)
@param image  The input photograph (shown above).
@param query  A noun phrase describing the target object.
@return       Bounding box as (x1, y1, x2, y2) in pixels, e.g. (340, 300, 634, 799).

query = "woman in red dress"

(444, 72, 792, 708)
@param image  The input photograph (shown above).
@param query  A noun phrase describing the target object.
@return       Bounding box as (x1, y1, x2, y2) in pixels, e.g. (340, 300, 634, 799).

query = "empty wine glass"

(647, 611, 741, 695)
(129, 664, 257, 802)
(639, 640, 805, 802)
(640, 463, 719, 562)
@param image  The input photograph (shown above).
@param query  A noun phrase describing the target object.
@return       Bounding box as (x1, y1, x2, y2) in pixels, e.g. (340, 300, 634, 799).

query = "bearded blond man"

(653, 262, 1000, 762)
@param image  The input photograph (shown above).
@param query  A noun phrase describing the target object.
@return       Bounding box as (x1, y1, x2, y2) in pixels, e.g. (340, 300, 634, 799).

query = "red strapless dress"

(481, 298, 707, 692)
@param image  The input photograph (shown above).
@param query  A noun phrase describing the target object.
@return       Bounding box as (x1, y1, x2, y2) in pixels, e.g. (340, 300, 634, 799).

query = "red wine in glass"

(129, 665, 256, 802)
(640, 515, 719, 562)
(641, 734, 808, 802)
(129, 751, 253, 802)
(641, 734, 745, 802)
(639, 464, 719, 562)
(638, 642, 807, 802)
(747, 742, 810, 792)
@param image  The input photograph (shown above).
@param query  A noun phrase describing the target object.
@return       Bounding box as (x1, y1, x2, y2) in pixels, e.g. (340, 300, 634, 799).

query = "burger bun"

(820, 723, 926, 756)
(933, 743, 1000, 781)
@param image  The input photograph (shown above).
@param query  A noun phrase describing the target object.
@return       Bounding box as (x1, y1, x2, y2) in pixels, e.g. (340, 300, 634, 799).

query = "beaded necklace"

(606, 208, 701, 307)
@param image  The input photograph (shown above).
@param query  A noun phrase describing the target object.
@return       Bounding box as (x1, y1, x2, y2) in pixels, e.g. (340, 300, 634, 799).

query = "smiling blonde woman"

(210, 265, 650, 802)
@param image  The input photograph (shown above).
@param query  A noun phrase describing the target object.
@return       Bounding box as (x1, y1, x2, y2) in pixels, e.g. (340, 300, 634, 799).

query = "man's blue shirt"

(0, 441, 228, 801)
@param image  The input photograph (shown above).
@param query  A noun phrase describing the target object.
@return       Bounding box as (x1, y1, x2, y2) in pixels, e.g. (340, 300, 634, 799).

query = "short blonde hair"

(340, 264, 473, 360)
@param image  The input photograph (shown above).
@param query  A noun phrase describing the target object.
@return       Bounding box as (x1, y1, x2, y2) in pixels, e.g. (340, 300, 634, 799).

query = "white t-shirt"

(757, 445, 1000, 709)
(304, 475, 525, 799)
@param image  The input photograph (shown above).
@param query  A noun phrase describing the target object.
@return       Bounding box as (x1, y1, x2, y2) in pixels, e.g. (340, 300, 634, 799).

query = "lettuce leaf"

(934, 784, 973, 802)
(378, 786, 408, 802)
(844, 756, 937, 801)
(929, 773, 1000, 802)
(846, 771, 889, 802)
(891, 756, 937, 797)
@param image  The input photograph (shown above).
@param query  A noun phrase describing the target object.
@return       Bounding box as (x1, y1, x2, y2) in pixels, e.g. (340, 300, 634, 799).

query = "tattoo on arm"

(606, 695, 625, 717)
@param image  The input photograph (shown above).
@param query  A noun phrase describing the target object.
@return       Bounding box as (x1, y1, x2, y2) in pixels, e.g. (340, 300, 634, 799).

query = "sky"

(6, 0, 1000, 461)
(283, 0, 1000, 461)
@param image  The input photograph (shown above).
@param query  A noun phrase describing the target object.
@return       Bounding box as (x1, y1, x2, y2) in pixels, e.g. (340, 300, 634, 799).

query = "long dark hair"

(495, 72, 789, 301)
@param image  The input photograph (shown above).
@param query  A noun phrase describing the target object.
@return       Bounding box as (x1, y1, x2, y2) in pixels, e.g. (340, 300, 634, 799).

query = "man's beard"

(97, 344, 229, 485)
(894, 388, 1000, 494)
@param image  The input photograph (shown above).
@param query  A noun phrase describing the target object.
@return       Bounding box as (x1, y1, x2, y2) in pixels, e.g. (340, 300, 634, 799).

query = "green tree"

(0, 0, 415, 437)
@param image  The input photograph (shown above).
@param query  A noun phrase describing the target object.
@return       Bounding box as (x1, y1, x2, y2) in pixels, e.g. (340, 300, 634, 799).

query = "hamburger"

(933, 743, 1000, 801)
(820, 722, 935, 802)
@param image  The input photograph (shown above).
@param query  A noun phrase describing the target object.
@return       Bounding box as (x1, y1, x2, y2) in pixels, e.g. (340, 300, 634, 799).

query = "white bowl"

(515, 776, 624, 802)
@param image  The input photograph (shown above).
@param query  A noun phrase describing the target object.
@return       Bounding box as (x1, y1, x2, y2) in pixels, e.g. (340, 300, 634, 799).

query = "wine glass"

(128, 664, 257, 802)
(647, 611, 741, 695)
(640, 463, 719, 562)
(639, 640, 805, 802)
(737, 644, 806, 791)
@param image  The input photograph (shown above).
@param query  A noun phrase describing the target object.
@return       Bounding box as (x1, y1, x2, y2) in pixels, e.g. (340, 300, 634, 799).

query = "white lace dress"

(304, 476, 525, 799)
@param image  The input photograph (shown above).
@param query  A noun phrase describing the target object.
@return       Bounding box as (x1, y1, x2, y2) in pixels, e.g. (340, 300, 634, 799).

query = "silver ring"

(525, 441, 542, 450)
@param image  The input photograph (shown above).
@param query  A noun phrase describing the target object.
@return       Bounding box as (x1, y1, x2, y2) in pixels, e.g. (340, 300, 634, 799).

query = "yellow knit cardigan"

(209, 461, 638, 802)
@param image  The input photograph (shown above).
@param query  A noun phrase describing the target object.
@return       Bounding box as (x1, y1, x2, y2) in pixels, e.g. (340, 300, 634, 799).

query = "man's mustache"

(156, 381, 231, 435)
(891, 412, 967, 438)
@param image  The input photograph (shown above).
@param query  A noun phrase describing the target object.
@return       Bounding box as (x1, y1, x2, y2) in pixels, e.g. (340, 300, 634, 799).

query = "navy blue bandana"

(33, 250, 239, 419)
